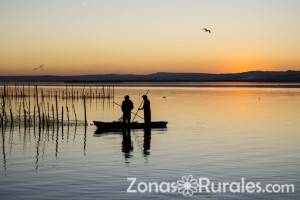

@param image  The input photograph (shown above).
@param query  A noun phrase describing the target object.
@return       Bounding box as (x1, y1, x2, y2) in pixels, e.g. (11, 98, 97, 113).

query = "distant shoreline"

(1, 81, 300, 88)
(1, 71, 300, 83)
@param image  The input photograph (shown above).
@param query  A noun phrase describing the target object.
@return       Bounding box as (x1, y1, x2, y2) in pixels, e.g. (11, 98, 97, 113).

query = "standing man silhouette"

(139, 95, 151, 125)
(122, 95, 134, 125)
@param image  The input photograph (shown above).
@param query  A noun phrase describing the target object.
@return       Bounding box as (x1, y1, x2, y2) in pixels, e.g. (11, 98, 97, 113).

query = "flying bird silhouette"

(202, 28, 212, 34)
(33, 64, 44, 71)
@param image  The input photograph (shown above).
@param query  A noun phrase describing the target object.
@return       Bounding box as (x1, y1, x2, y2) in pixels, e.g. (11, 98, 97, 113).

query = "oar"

(132, 89, 150, 122)
(113, 101, 144, 120)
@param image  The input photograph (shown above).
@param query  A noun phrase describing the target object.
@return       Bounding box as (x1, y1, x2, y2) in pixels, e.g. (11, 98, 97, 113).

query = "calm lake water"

(0, 85, 299, 199)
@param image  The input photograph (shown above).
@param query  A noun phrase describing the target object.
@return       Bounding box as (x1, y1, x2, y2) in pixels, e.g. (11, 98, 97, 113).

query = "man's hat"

(124, 95, 129, 99)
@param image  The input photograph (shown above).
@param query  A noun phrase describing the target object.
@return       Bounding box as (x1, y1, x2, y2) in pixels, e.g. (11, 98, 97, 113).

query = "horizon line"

(0, 69, 299, 77)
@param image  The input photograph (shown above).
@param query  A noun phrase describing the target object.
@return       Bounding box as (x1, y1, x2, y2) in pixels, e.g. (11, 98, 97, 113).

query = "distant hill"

(0, 70, 300, 82)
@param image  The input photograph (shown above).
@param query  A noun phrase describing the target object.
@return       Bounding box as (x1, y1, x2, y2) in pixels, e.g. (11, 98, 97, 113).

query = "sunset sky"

(0, 0, 299, 75)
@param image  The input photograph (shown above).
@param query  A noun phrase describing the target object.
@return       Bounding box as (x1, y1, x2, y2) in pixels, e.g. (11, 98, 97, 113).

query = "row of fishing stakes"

(0, 84, 115, 128)
(1, 84, 114, 99)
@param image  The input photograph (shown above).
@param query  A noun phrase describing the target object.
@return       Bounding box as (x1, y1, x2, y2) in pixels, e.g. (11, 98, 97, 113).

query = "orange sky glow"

(0, 0, 299, 75)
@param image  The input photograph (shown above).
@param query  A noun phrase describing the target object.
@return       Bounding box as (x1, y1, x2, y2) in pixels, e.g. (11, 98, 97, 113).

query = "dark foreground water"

(0, 86, 299, 199)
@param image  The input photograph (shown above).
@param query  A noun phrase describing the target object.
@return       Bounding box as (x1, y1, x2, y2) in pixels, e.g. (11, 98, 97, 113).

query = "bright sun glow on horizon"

(0, 0, 299, 75)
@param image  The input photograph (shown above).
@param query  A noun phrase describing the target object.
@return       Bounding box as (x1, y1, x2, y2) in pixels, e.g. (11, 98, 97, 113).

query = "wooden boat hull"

(93, 121, 167, 132)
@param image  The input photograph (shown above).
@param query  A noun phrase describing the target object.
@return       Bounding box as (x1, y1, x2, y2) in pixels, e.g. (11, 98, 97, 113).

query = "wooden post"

(18, 104, 21, 125)
(33, 105, 36, 127)
(55, 93, 59, 124)
(61, 106, 64, 128)
(51, 104, 54, 125)
(83, 96, 87, 126)
(22, 90, 25, 126)
(2, 92, 6, 125)
(66, 106, 70, 125)
(47, 102, 50, 128)
(24, 107, 27, 127)
(28, 89, 31, 125)
(1, 94, 4, 126)
(42, 112, 45, 129)
(35, 85, 38, 105)
(38, 104, 41, 129)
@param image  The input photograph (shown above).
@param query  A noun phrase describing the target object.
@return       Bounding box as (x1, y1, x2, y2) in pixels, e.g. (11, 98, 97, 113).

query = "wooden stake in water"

(47, 102, 50, 128)
(55, 93, 59, 124)
(83, 96, 87, 126)
(51, 104, 54, 125)
(61, 106, 64, 128)
(42, 112, 45, 130)
(33, 105, 36, 128)
(66, 106, 70, 126)
(35, 85, 38, 105)
(24, 107, 27, 127)
(38, 104, 41, 129)
(1, 95, 4, 126)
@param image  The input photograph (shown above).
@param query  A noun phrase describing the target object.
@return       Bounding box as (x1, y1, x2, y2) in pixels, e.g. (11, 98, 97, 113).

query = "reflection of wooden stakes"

(10, 108, 13, 125)
(72, 103, 77, 125)
(66, 106, 70, 125)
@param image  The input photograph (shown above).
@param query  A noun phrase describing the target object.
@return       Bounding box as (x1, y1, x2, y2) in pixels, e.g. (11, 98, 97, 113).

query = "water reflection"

(1, 125, 7, 175)
(0, 123, 89, 173)
(93, 127, 155, 163)
(122, 129, 133, 162)
(55, 125, 59, 159)
(143, 128, 151, 157)
(8, 125, 14, 157)
(35, 127, 41, 171)
(1, 86, 299, 200)
(0, 85, 131, 174)
(73, 124, 77, 143)
(84, 126, 87, 156)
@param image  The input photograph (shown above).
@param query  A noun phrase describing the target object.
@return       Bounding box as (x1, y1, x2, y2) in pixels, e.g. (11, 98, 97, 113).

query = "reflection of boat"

(93, 121, 167, 133)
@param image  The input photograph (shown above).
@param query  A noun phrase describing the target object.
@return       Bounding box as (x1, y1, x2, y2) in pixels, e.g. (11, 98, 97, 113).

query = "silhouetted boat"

(93, 121, 167, 132)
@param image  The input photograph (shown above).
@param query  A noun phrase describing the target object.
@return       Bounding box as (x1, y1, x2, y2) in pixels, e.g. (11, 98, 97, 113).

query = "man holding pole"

(138, 95, 151, 125)
(121, 95, 134, 125)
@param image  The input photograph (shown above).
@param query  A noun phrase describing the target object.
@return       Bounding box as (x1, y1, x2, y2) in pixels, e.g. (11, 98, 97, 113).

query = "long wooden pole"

(132, 89, 150, 122)
(113, 102, 144, 120)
